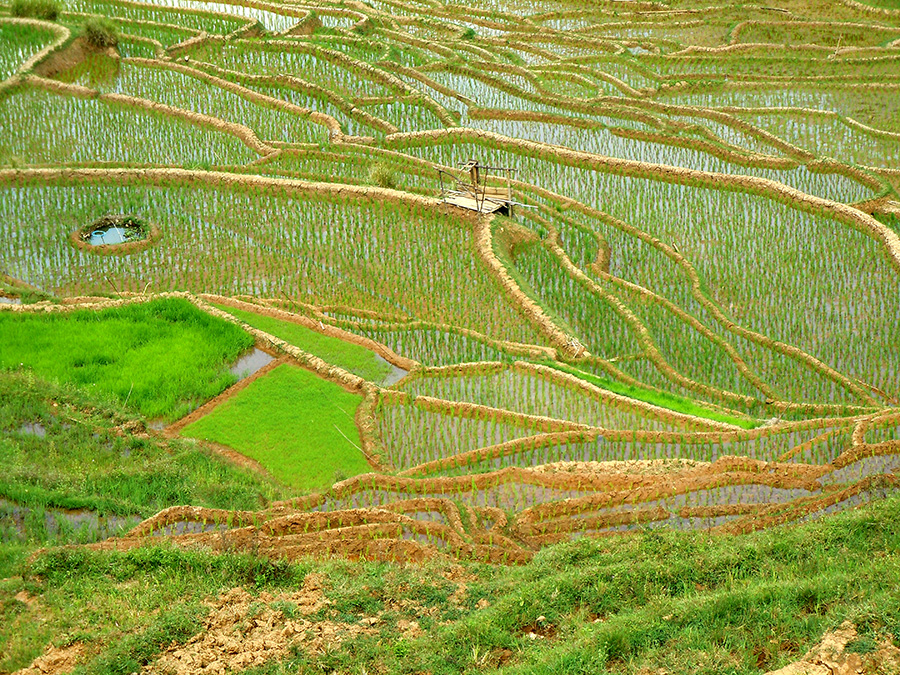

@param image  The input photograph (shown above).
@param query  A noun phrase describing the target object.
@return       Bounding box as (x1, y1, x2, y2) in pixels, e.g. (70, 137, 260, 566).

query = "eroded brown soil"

(533, 458, 707, 476)
(144, 573, 428, 674)
(13, 643, 84, 675)
(766, 622, 900, 675)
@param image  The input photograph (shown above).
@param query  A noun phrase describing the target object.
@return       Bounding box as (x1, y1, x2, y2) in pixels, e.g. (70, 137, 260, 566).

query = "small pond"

(88, 225, 143, 246)
(230, 348, 275, 380)
(376, 354, 408, 387)
(18, 422, 47, 438)
(78, 214, 151, 249)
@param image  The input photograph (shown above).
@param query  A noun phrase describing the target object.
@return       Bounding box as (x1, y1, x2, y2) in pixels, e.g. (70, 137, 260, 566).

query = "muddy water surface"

(376, 354, 408, 387)
(0, 498, 141, 542)
(230, 348, 275, 379)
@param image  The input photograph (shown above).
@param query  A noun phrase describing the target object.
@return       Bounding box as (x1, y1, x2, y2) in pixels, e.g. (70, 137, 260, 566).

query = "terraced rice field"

(2, 0, 900, 564)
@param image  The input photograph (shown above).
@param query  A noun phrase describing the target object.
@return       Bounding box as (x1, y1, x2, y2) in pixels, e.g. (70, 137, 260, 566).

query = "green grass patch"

(180, 363, 370, 491)
(0, 544, 309, 673)
(212, 303, 392, 383)
(0, 298, 253, 421)
(541, 360, 758, 429)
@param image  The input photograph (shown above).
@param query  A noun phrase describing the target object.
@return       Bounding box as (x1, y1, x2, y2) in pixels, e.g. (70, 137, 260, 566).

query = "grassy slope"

(1, 493, 898, 674)
(180, 363, 370, 491)
(0, 369, 295, 655)
(0, 547, 308, 674)
(212, 303, 393, 383)
(0, 299, 253, 421)
(0, 371, 292, 528)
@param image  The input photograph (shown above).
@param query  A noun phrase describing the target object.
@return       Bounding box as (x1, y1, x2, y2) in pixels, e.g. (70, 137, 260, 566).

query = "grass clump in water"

(81, 16, 119, 48)
(10, 0, 63, 20)
(368, 162, 400, 189)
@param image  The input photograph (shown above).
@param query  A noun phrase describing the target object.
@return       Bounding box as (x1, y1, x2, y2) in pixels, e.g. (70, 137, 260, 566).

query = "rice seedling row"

(0, 21, 55, 80)
(103, 61, 328, 144)
(68, 0, 246, 34)
(2, 0, 899, 552)
(191, 41, 397, 99)
(375, 399, 549, 471)
(0, 183, 544, 345)
(312, 482, 594, 513)
(0, 85, 257, 166)
(428, 423, 853, 477)
(399, 368, 685, 432)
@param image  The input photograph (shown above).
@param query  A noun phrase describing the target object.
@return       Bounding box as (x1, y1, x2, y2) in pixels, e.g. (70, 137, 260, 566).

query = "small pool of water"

(0, 295, 21, 304)
(88, 225, 142, 246)
(230, 348, 275, 380)
(376, 355, 408, 387)
(0, 498, 141, 543)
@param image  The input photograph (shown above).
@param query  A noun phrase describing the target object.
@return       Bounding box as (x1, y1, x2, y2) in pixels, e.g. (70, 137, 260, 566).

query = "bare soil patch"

(766, 621, 900, 675)
(144, 571, 434, 674)
(33, 36, 115, 79)
(14, 643, 84, 675)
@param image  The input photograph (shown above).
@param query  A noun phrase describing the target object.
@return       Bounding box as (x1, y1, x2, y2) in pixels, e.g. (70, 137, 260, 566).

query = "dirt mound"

(766, 622, 900, 675)
(145, 571, 429, 674)
(533, 458, 707, 476)
(32, 37, 116, 79)
(14, 643, 83, 675)
(146, 575, 368, 674)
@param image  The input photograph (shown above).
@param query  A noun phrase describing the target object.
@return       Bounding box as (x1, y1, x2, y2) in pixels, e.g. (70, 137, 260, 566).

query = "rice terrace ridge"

(2, 0, 900, 671)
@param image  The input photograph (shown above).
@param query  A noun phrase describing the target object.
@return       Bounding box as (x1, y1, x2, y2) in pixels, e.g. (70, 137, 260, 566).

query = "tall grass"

(0, 298, 253, 420)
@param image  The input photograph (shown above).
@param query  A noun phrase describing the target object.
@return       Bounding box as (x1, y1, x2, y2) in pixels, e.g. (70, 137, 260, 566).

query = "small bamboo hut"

(437, 159, 517, 215)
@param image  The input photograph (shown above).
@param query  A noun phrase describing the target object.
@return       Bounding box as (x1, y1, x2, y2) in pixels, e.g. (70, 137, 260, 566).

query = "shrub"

(368, 162, 398, 189)
(82, 16, 118, 48)
(10, 0, 63, 20)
